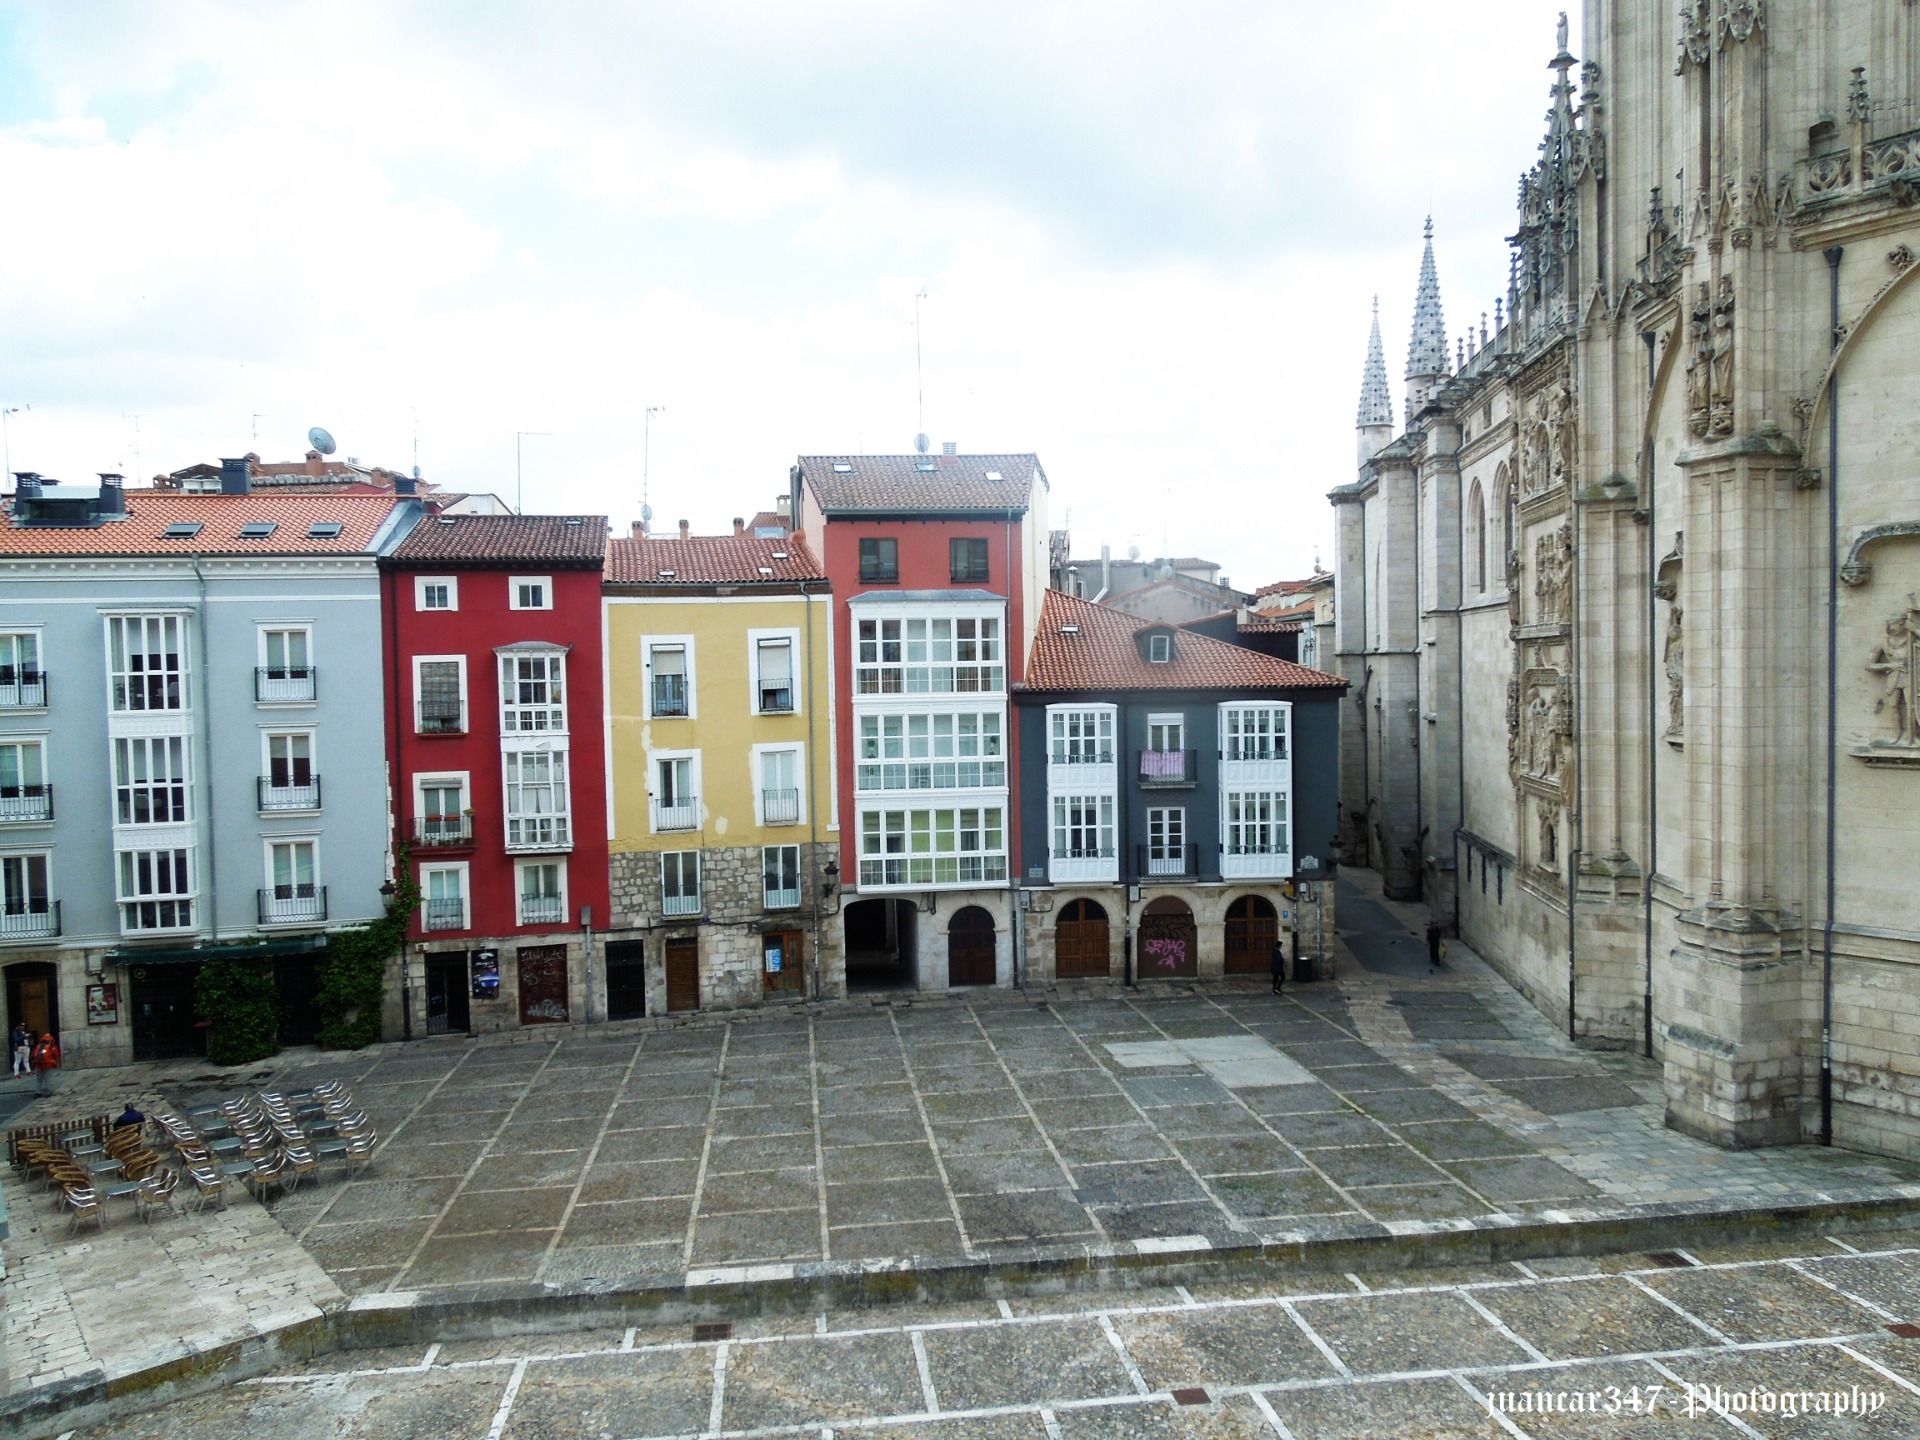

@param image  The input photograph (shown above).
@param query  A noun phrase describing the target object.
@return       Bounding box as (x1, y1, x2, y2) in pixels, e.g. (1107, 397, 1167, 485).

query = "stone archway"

(1224, 894, 1278, 975)
(1055, 898, 1110, 979)
(947, 906, 996, 987)
(1138, 897, 1197, 979)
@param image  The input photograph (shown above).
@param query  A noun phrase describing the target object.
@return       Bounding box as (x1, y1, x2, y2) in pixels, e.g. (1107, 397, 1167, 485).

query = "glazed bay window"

(0, 632, 45, 707)
(500, 651, 566, 733)
(1052, 795, 1115, 862)
(855, 613, 1005, 696)
(113, 736, 189, 825)
(858, 536, 899, 584)
(0, 739, 50, 822)
(503, 749, 571, 849)
(517, 862, 565, 925)
(856, 711, 1005, 791)
(416, 658, 466, 733)
(261, 732, 319, 811)
(257, 626, 315, 702)
(117, 847, 195, 932)
(1222, 704, 1289, 763)
(1, 854, 55, 939)
(1048, 706, 1114, 766)
(661, 851, 701, 916)
(107, 614, 187, 713)
(755, 637, 794, 713)
(649, 644, 689, 717)
(858, 806, 1007, 888)
(1221, 790, 1289, 877)
(763, 844, 800, 909)
(261, 840, 324, 925)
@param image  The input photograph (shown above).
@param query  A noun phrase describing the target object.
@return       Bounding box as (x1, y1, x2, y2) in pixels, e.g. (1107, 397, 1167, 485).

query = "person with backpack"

(31, 1030, 59, 1095)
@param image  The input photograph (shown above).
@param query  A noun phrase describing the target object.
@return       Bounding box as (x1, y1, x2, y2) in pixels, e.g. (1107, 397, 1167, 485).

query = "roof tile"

(1023, 590, 1344, 693)
(391, 514, 607, 565)
(0, 492, 403, 556)
(605, 534, 824, 585)
(799, 454, 1040, 514)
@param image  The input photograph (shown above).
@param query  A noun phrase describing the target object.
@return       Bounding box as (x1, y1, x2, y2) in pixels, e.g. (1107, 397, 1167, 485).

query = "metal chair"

(136, 1168, 180, 1224)
(62, 1185, 106, 1234)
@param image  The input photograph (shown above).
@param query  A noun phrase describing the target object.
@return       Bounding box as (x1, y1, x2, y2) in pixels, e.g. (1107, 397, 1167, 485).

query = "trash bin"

(1294, 953, 1321, 983)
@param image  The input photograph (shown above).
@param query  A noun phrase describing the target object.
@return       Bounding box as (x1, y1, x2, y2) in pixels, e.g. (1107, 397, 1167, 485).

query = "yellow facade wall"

(603, 592, 835, 854)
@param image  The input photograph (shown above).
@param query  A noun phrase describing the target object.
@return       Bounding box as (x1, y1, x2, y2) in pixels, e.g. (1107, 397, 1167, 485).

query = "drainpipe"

(1007, 508, 1023, 990)
(1641, 329, 1657, 1060)
(802, 575, 825, 1003)
(1820, 245, 1843, 1146)
(385, 567, 412, 1041)
(191, 558, 218, 941)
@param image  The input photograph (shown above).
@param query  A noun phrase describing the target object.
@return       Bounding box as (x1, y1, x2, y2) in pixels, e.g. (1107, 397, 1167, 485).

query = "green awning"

(108, 935, 328, 966)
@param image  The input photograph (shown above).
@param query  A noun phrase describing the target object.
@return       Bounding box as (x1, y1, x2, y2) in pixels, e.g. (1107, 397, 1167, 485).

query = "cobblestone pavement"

(69, 1229, 1920, 1438)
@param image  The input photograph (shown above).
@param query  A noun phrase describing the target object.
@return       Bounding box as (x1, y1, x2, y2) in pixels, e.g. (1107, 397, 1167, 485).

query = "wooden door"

(605, 940, 647, 1020)
(517, 944, 570, 1024)
(762, 931, 804, 997)
(16, 974, 51, 1034)
(947, 906, 996, 987)
(665, 938, 700, 1013)
(1223, 896, 1278, 975)
(1054, 899, 1110, 979)
(1138, 900, 1197, 978)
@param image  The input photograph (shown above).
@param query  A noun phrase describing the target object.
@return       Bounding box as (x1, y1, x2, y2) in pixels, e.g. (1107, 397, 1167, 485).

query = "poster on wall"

(470, 949, 500, 1000)
(86, 982, 120, 1025)
(764, 943, 783, 974)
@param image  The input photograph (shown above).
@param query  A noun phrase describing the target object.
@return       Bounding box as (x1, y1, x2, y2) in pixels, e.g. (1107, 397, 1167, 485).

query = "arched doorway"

(1055, 899, 1110, 979)
(947, 906, 996, 987)
(1138, 897, 1197, 979)
(1224, 894, 1278, 975)
(4, 960, 59, 1039)
(844, 897, 918, 992)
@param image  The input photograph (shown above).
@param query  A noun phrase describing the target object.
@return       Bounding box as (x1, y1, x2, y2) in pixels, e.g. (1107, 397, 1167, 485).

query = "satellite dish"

(1127, 545, 1141, 562)
(914, 433, 930, 454)
(640, 502, 654, 523)
(308, 426, 337, 455)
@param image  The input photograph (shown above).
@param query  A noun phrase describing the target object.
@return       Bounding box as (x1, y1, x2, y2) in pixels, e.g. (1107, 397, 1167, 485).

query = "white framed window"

(261, 731, 320, 812)
(515, 860, 566, 926)
(499, 650, 567, 733)
(661, 851, 701, 916)
(1141, 713, 1190, 784)
(420, 862, 469, 931)
(0, 630, 46, 708)
(756, 745, 803, 826)
(413, 772, 470, 844)
(256, 625, 315, 703)
(651, 750, 700, 832)
(0, 738, 50, 823)
(1221, 704, 1289, 762)
(1148, 633, 1172, 664)
(117, 846, 196, 932)
(414, 655, 467, 734)
(262, 838, 323, 925)
(1146, 807, 1187, 875)
(1048, 706, 1115, 765)
(855, 614, 1004, 695)
(0, 852, 55, 939)
(762, 844, 801, 909)
(509, 575, 552, 610)
(113, 735, 190, 826)
(857, 806, 1007, 888)
(503, 748, 571, 849)
(106, 614, 189, 713)
(1052, 794, 1115, 861)
(1223, 791, 1288, 857)
(751, 631, 798, 714)
(415, 575, 458, 612)
(855, 711, 1005, 791)
(645, 637, 694, 718)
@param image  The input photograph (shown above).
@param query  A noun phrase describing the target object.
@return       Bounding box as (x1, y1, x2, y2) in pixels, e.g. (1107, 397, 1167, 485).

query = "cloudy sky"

(0, 1, 1571, 585)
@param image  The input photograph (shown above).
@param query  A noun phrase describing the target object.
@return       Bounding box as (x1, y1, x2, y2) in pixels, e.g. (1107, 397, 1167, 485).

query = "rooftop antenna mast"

(642, 405, 665, 521)
(252, 412, 263, 446)
(515, 429, 551, 514)
(2, 404, 27, 486)
(915, 289, 928, 442)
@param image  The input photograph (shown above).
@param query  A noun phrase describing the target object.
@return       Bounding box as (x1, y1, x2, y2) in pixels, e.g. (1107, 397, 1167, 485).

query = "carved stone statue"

(1506, 548, 1523, 624)
(1556, 11, 1570, 54)
(1664, 604, 1685, 737)
(1539, 812, 1557, 869)
(1506, 678, 1522, 770)
(1867, 600, 1919, 746)
(1685, 282, 1712, 438)
(1709, 275, 1736, 438)
(1526, 690, 1556, 777)
(1533, 523, 1574, 625)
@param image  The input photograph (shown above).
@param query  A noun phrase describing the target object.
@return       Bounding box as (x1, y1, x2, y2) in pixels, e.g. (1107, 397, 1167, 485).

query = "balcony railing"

(519, 894, 564, 925)
(763, 788, 800, 825)
(1050, 749, 1114, 766)
(764, 885, 801, 910)
(505, 815, 572, 851)
(0, 670, 47, 708)
(651, 675, 689, 717)
(418, 710, 464, 734)
(423, 898, 466, 931)
(1221, 842, 1289, 879)
(1138, 749, 1198, 786)
(758, 685, 794, 714)
(255, 666, 317, 703)
(1137, 842, 1201, 879)
(652, 799, 700, 832)
(412, 814, 475, 848)
(0, 784, 52, 823)
(661, 892, 701, 917)
(258, 885, 327, 926)
(258, 775, 322, 812)
(0, 901, 59, 941)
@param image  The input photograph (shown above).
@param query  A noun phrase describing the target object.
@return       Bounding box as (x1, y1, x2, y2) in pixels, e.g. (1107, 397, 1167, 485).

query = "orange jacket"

(32, 1036, 59, 1070)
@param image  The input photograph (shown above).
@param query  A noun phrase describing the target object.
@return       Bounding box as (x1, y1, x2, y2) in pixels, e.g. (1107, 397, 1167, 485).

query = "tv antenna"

(516, 430, 551, 514)
(643, 405, 665, 516)
(4, 404, 30, 484)
(914, 288, 928, 440)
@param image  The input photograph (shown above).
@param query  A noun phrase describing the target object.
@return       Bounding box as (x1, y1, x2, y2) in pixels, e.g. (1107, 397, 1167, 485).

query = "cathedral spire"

(1405, 216, 1448, 424)
(1356, 295, 1392, 429)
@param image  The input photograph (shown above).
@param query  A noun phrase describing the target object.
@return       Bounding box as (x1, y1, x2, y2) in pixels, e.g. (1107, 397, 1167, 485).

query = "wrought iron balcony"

(1137, 749, 1198, 787)
(758, 685, 794, 713)
(422, 898, 466, 931)
(255, 666, 317, 703)
(0, 901, 59, 941)
(0, 669, 47, 708)
(652, 799, 700, 832)
(518, 894, 564, 925)
(661, 892, 701, 917)
(258, 775, 322, 812)
(762, 788, 800, 825)
(258, 885, 327, 926)
(411, 814, 475, 848)
(0, 784, 52, 823)
(763, 885, 801, 910)
(651, 675, 689, 717)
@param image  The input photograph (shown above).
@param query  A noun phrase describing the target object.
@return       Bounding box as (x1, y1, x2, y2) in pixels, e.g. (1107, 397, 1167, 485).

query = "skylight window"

(162, 522, 204, 539)
(770, 551, 788, 560)
(238, 521, 278, 539)
(832, 462, 854, 472)
(306, 521, 343, 539)
(916, 461, 937, 472)
(657, 569, 677, 578)
(985, 471, 1003, 481)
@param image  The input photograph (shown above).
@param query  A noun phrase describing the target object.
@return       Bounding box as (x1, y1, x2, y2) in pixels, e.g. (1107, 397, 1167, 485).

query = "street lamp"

(380, 879, 411, 1041)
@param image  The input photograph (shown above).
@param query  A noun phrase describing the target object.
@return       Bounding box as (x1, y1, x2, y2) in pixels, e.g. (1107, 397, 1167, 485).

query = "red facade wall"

(381, 564, 609, 942)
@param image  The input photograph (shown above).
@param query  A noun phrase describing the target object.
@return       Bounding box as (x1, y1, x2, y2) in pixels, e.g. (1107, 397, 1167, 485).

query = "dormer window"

(1148, 633, 1171, 664)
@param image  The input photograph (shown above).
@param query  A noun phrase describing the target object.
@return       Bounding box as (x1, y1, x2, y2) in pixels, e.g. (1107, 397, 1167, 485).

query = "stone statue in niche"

(1506, 678, 1522, 770)
(1685, 282, 1711, 438)
(1709, 275, 1736, 438)
(1664, 604, 1685, 737)
(1526, 688, 1557, 778)
(1533, 522, 1574, 625)
(1546, 378, 1575, 490)
(1539, 812, 1557, 870)
(1507, 548, 1524, 623)
(1867, 599, 1919, 746)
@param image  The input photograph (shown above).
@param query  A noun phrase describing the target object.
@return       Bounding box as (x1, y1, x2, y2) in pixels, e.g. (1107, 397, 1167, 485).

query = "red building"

(380, 514, 609, 1035)
(792, 451, 1050, 992)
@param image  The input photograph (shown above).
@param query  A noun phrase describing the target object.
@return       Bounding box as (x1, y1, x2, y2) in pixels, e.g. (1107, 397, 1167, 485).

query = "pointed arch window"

(1466, 480, 1487, 593)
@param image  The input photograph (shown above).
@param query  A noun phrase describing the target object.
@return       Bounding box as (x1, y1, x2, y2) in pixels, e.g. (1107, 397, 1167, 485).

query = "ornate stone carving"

(1841, 521, 1920, 587)
(1506, 548, 1524, 623)
(1506, 678, 1522, 769)
(1677, 0, 1713, 70)
(1534, 521, 1574, 624)
(1525, 686, 1558, 779)
(1709, 275, 1735, 438)
(1685, 282, 1712, 436)
(1892, 245, 1916, 275)
(1848, 66, 1871, 125)
(1864, 132, 1920, 183)
(1806, 153, 1853, 196)
(1719, 0, 1764, 47)
(1867, 598, 1919, 747)
(1664, 603, 1686, 738)
(1539, 810, 1558, 870)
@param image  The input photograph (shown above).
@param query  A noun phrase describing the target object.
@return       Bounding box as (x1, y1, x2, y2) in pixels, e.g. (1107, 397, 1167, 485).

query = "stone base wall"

(1017, 882, 1303, 986)
(1826, 953, 1920, 1160)
(2, 947, 134, 1070)
(395, 935, 598, 1038)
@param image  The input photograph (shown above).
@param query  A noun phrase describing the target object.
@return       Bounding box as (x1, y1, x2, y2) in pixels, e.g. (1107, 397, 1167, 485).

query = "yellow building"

(601, 528, 837, 1013)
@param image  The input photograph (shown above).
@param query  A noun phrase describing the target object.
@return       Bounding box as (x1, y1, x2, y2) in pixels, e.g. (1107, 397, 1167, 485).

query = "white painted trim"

(507, 575, 553, 611)
(513, 857, 569, 927)
(418, 859, 472, 931)
(414, 574, 459, 612)
(642, 634, 697, 721)
(648, 747, 702, 835)
(411, 769, 470, 823)
(412, 653, 469, 734)
(603, 593, 834, 605)
(746, 626, 802, 717)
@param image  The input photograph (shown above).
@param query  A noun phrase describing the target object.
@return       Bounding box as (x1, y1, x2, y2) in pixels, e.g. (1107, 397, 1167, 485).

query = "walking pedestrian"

(31, 1030, 59, 1096)
(1271, 935, 1287, 993)
(1425, 921, 1444, 972)
(9, 1022, 27, 1078)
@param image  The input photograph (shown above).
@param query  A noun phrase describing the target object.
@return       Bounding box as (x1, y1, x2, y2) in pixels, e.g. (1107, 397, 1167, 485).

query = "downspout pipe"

(1642, 328, 1657, 1060)
(1821, 245, 1843, 1146)
(802, 575, 825, 1002)
(1007, 507, 1022, 990)
(385, 566, 413, 1041)
(191, 558, 218, 941)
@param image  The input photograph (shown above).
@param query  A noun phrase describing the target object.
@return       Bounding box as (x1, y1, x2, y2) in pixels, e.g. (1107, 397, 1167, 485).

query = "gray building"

(1012, 590, 1345, 985)
(0, 466, 420, 1065)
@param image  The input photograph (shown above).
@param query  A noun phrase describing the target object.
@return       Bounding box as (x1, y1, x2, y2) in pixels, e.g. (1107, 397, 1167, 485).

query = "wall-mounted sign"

(470, 949, 500, 1000)
(86, 982, 120, 1026)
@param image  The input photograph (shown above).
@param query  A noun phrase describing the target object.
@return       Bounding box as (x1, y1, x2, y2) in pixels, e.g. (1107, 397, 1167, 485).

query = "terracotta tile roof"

(746, 510, 790, 535)
(1023, 590, 1345, 693)
(390, 514, 607, 566)
(1253, 598, 1316, 622)
(1238, 616, 1304, 634)
(605, 534, 825, 586)
(1254, 576, 1315, 600)
(799, 454, 1041, 514)
(0, 492, 404, 556)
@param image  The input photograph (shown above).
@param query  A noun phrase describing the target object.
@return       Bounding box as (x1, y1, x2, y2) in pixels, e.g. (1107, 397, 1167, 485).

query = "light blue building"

(0, 464, 422, 1065)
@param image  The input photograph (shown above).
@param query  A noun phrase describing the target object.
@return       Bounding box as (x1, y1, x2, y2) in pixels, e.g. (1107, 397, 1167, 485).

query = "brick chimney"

(630, 521, 647, 540)
(732, 516, 745, 536)
(678, 519, 690, 541)
(304, 449, 325, 477)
